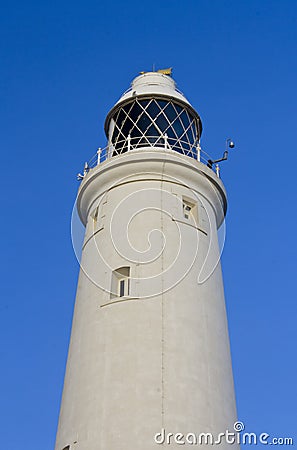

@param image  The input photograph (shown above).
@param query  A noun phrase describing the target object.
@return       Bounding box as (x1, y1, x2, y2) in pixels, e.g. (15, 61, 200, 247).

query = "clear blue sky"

(1, 0, 296, 448)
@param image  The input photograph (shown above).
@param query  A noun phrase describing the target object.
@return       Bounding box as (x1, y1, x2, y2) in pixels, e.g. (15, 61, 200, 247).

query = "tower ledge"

(77, 149, 227, 228)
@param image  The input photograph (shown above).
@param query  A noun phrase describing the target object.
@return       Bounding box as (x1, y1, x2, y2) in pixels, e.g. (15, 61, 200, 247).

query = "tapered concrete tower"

(55, 72, 239, 449)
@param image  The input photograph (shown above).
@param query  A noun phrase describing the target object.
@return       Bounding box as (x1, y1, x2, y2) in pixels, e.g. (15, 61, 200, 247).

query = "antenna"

(207, 138, 235, 168)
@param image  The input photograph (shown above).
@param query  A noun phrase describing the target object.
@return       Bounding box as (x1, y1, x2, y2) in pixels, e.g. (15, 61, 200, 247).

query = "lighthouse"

(55, 71, 239, 449)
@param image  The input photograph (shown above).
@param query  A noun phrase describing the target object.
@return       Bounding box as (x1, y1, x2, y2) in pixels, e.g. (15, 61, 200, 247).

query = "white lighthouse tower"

(55, 71, 239, 449)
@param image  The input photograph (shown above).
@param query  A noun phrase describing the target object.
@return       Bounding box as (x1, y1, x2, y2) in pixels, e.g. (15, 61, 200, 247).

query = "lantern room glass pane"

(163, 104, 177, 122)
(155, 113, 169, 130)
(129, 102, 143, 121)
(146, 100, 160, 118)
(121, 117, 133, 136)
(109, 98, 199, 159)
(138, 111, 151, 131)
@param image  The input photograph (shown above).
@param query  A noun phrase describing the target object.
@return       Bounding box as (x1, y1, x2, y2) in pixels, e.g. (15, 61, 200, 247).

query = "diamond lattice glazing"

(109, 98, 200, 159)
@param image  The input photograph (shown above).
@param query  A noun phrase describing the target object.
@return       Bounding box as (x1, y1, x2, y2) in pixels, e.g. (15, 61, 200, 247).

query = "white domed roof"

(114, 72, 191, 106)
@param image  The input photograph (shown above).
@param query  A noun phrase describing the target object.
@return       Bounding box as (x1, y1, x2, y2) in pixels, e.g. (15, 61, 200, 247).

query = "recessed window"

(182, 197, 198, 222)
(62, 446, 70, 450)
(111, 267, 130, 298)
(119, 279, 125, 297)
(183, 200, 193, 219)
(183, 203, 192, 219)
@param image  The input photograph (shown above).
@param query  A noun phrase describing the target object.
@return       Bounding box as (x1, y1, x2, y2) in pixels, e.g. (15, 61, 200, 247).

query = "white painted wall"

(55, 150, 239, 450)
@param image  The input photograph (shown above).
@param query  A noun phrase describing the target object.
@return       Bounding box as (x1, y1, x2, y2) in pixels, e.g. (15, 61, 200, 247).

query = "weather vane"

(139, 67, 172, 76)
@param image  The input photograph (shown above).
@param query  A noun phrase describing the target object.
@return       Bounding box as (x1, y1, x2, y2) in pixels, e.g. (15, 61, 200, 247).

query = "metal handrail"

(77, 134, 219, 180)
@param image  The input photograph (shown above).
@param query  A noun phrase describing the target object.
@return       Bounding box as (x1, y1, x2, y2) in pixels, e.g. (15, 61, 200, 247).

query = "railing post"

(197, 144, 201, 162)
(83, 162, 90, 176)
(107, 144, 112, 159)
(128, 134, 131, 152)
(215, 164, 220, 178)
(97, 148, 101, 165)
(164, 133, 168, 150)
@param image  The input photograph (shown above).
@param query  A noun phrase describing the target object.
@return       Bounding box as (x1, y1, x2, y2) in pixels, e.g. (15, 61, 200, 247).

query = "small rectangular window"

(111, 267, 131, 299)
(119, 279, 125, 297)
(183, 200, 193, 219)
(182, 197, 198, 223)
(183, 203, 192, 219)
